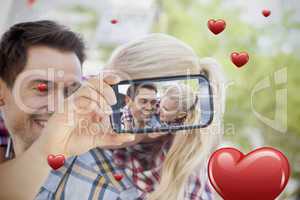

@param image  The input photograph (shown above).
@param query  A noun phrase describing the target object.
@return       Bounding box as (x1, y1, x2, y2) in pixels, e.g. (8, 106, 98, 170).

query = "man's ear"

(0, 79, 6, 107)
(127, 98, 136, 109)
(125, 96, 131, 105)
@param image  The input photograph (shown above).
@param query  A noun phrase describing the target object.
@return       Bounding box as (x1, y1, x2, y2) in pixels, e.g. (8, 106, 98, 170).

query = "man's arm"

(0, 140, 52, 200)
(0, 74, 136, 200)
(0, 147, 6, 163)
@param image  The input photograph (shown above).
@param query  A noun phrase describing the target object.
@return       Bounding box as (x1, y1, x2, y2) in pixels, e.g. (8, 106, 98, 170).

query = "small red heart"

(47, 154, 65, 170)
(262, 9, 271, 17)
(111, 19, 118, 24)
(208, 147, 290, 200)
(207, 19, 226, 35)
(230, 52, 249, 68)
(113, 173, 123, 181)
(27, 0, 36, 7)
(37, 83, 48, 92)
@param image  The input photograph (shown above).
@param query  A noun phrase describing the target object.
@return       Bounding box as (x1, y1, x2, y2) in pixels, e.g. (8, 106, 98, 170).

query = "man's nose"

(48, 88, 65, 113)
(145, 102, 153, 110)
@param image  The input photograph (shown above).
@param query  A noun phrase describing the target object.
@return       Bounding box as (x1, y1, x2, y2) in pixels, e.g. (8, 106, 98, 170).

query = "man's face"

(130, 88, 158, 123)
(0, 46, 82, 153)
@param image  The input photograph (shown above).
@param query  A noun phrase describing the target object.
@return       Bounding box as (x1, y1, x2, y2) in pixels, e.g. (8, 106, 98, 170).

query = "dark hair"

(0, 20, 86, 87)
(126, 83, 157, 99)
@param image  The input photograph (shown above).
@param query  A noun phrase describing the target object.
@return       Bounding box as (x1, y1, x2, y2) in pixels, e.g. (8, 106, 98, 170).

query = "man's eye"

(64, 87, 74, 98)
(64, 83, 81, 98)
(150, 100, 157, 105)
(141, 99, 148, 104)
(35, 83, 50, 94)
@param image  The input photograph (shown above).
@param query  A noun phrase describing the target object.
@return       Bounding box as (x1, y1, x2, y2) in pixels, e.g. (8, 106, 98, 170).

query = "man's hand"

(36, 72, 136, 158)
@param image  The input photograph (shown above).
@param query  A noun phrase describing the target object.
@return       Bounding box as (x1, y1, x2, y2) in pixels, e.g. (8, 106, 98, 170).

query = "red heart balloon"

(262, 9, 271, 17)
(230, 52, 249, 67)
(208, 147, 290, 200)
(37, 83, 48, 92)
(113, 173, 123, 181)
(207, 19, 226, 35)
(111, 19, 118, 24)
(47, 154, 65, 170)
(27, 0, 36, 7)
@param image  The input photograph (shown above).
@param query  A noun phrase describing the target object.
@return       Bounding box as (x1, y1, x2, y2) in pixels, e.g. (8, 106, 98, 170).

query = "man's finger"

(70, 87, 112, 116)
(101, 71, 121, 85)
(85, 78, 117, 106)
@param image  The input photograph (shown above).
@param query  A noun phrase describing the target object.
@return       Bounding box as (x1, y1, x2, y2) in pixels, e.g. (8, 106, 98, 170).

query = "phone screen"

(110, 75, 213, 133)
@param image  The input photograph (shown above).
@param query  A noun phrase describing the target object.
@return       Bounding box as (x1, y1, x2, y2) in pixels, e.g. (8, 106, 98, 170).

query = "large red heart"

(230, 52, 249, 67)
(208, 147, 290, 200)
(47, 154, 65, 170)
(207, 19, 226, 35)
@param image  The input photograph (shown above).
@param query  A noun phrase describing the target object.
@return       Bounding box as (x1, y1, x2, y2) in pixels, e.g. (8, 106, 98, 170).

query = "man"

(0, 20, 85, 157)
(121, 83, 160, 129)
(0, 20, 137, 199)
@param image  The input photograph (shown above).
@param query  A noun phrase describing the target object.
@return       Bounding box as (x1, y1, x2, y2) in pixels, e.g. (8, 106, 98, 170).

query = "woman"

(100, 33, 225, 199)
(0, 33, 225, 200)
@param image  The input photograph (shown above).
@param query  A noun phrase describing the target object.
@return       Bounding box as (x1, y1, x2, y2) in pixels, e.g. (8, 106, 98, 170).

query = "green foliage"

(64, 5, 99, 33)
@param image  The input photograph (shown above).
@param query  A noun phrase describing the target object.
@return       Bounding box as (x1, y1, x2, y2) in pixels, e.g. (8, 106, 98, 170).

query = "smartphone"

(110, 74, 213, 134)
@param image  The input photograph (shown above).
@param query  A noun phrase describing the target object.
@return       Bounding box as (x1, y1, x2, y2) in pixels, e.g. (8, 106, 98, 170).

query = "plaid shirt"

(120, 105, 135, 129)
(35, 136, 213, 200)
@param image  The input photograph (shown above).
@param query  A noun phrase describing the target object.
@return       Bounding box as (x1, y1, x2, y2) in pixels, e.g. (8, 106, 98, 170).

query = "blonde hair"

(105, 33, 226, 200)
